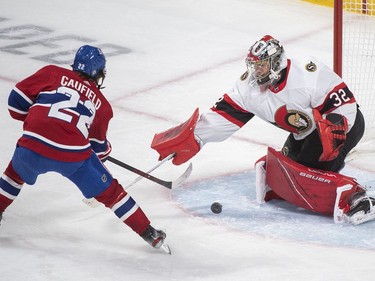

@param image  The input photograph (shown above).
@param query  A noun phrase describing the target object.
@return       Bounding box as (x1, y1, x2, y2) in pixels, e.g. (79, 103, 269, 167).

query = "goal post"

(333, 0, 375, 129)
(333, 0, 342, 77)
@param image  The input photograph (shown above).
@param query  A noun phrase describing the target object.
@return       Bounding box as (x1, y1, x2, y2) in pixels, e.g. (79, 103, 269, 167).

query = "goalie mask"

(245, 35, 285, 86)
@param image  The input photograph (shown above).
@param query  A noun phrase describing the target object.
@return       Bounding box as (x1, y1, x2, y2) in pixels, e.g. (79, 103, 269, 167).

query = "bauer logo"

(299, 172, 331, 183)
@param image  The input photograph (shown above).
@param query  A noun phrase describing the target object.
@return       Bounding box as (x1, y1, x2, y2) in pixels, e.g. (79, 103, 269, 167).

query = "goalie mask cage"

(334, 0, 375, 135)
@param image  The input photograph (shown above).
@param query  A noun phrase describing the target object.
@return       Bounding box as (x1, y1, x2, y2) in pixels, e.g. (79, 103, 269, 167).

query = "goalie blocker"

(151, 108, 200, 165)
(255, 147, 375, 225)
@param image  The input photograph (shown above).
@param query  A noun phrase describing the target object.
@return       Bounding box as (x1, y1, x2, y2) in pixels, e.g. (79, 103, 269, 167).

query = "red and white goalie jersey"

(194, 57, 358, 144)
(7, 65, 113, 162)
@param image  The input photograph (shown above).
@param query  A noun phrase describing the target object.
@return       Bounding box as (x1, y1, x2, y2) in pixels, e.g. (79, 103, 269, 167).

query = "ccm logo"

(299, 172, 331, 183)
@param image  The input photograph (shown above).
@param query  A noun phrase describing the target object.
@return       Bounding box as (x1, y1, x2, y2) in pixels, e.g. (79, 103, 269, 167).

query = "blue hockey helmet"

(72, 45, 106, 86)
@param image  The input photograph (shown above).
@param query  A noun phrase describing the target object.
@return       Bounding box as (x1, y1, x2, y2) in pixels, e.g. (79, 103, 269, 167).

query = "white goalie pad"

(333, 184, 353, 224)
(255, 159, 267, 204)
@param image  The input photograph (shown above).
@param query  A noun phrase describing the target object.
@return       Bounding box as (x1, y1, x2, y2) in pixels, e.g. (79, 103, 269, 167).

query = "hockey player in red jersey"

(0, 45, 169, 251)
(151, 35, 375, 225)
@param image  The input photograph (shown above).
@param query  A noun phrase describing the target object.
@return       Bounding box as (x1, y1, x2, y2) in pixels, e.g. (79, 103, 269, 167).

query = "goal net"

(334, 0, 375, 131)
(334, 0, 375, 155)
(334, 0, 375, 153)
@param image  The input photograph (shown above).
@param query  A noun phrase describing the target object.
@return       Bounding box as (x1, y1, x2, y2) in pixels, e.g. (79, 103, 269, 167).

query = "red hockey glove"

(313, 109, 348, 162)
(151, 108, 200, 165)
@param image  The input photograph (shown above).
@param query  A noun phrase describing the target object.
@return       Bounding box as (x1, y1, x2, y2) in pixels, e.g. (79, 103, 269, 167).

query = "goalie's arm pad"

(313, 109, 348, 162)
(151, 108, 200, 165)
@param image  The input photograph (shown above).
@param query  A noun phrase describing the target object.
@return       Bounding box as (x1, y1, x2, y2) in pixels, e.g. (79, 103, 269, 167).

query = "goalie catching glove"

(313, 109, 348, 162)
(151, 108, 200, 165)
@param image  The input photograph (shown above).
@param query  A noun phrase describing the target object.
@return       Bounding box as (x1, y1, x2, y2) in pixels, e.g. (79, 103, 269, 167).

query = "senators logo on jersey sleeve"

(274, 105, 312, 134)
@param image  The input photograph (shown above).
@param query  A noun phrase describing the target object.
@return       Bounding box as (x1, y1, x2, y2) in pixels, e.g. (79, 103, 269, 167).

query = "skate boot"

(140, 225, 171, 254)
(345, 192, 375, 225)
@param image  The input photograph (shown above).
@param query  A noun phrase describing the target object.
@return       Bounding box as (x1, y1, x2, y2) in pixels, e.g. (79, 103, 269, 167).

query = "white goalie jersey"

(194, 56, 358, 146)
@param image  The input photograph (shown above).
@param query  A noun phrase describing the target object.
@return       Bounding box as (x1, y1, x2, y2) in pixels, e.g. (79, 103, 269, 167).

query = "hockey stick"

(123, 153, 176, 190)
(106, 155, 192, 189)
(82, 154, 193, 208)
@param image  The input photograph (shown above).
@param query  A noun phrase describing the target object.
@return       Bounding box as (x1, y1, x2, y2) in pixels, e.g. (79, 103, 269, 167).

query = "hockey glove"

(151, 108, 200, 165)
(91, 139, 112, 162)
(313, 109, 348, 162)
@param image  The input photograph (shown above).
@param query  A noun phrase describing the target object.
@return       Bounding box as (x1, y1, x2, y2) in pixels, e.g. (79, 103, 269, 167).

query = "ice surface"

(173, 167, 375, 250)
(1, 1, 375, 281)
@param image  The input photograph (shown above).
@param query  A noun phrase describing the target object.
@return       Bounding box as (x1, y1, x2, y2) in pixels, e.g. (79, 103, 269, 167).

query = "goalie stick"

(82, 154, 193, 208)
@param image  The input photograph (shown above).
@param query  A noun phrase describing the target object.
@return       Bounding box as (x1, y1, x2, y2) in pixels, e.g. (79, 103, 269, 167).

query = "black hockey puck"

(211, 202, 222, 214)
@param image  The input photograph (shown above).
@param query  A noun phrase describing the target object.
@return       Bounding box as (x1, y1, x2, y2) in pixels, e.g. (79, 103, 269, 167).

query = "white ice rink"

(1, 0, 375, 280)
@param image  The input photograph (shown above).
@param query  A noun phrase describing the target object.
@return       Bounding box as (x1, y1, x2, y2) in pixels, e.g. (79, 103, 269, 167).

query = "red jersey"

(8, 65, 113, 162)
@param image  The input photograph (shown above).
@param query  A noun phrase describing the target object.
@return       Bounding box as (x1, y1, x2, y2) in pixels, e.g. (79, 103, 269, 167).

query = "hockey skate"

(345, 192, 375, 225)
(140, 225, 171, 254)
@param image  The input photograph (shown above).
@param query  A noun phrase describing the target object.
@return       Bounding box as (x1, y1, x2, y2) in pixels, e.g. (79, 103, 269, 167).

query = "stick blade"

(82, 197, 102, 208)
(160, 243, 172, 255)
(171, 163, 193, 188)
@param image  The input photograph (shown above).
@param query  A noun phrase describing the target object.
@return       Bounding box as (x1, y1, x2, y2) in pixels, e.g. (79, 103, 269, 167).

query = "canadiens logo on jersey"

(274, 105, 312, 134)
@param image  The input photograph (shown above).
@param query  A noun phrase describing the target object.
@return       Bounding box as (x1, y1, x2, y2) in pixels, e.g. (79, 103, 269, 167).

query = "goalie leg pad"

(333, 184, 356, 224)
(255, 156, 267, 204)
(264, 147, 364, 215)
(255, 155, 285, 203)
